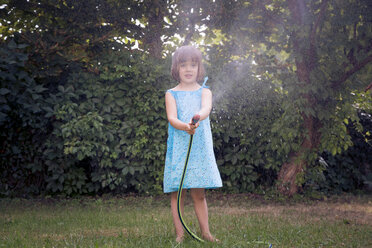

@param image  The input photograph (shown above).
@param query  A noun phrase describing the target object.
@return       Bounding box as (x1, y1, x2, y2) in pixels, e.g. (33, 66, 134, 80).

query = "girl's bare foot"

(202, 233, 220, 242)
(176, 236, 184, 243)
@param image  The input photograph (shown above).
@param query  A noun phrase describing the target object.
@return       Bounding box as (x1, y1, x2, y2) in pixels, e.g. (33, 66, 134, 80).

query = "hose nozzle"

(192, 114, 200, 125)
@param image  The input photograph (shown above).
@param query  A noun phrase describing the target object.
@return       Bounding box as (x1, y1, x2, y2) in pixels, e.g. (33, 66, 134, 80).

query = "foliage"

(47, 46, 171, 194)
(1, 0, 371, 196)
(305, 110, 372, 194)
(201, 0, 372, 194)
(0, 40, 53, 196)
(206, 55, 285, 192)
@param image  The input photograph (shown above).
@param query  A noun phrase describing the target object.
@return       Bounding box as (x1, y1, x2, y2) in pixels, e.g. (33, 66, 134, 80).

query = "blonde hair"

(171, 46, 205, 82)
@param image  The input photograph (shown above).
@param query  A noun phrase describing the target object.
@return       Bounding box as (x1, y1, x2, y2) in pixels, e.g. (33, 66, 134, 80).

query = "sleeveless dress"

(163, 78, 223, 193)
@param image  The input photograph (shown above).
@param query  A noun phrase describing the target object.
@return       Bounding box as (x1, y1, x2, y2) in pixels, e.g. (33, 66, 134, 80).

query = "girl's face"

(178, 59, 198, 84)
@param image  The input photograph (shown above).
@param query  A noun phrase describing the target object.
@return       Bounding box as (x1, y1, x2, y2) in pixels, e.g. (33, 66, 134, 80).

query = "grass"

(0, 192, 371, 247)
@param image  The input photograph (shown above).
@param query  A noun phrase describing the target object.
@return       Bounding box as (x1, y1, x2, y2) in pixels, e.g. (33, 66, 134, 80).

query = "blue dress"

(163, 78, 223, 193)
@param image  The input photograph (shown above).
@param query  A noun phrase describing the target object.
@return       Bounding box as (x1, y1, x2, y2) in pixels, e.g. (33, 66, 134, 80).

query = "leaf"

(34, 85, 47, 93)
(116, 98, 126, 106)
(0, 88, 10, 95)
(58, 85, 65, 92)
(331, 147, 337, 156)
(17, 44, 29, 49)
(122, 167, 129, 175)
(7, 39, 17, 49)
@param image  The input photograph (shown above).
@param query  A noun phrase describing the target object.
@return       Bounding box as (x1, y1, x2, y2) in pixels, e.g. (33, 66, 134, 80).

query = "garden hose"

(177, 114, 204, 242)
(176, 114, 273, 247)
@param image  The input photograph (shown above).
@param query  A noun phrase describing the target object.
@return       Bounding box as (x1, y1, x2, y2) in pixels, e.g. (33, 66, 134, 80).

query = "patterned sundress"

(163, 78, 223, 193)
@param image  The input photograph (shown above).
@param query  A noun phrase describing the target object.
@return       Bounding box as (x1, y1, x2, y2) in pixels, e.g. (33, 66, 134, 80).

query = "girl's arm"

(165, 92, 197, 134)
(197, 88, 213, 121)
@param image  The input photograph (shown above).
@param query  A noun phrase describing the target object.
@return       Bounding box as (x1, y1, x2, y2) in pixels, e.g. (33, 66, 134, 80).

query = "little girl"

(163, 45, 223, 242)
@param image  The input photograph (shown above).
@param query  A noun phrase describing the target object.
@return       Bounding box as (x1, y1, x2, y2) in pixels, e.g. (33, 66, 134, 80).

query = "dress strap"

(202, 76, 209, 88)
(166, 89, 176, 98)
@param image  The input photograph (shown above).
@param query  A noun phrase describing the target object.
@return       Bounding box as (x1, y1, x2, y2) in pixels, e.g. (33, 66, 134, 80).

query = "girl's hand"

(185, 120, 199, 135)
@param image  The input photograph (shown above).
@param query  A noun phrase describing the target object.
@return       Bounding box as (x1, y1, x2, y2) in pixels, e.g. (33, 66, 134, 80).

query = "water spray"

(176, 114, 273, 247)
(177, 114, 204, 242)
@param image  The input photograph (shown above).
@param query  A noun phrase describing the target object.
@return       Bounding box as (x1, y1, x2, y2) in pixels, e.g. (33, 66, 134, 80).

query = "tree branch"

(183, 24, 195, 46)
(332, 53, 372, 89)
(310, 0, 329, 47)
(288, 0, 303, 25)
(182, 6, 201, 46)
(255, 0, 285, 26)
(365, 82, 372, 92)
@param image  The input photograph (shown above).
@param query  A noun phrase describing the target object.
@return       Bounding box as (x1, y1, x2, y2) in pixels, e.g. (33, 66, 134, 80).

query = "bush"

(0, 40, 54, 196)
(304, 110, 372, 194)
(1, 39, 370, 197)
(210, 59, 285, 192)
(44, 47, 172, 195)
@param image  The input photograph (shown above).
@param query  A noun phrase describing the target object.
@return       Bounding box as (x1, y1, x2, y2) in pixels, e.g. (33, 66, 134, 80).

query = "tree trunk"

(143, 0, 165, 59)
(277, 153, 305, 196)
(278, 114, 322, 196)
(277, 0, 324, 196)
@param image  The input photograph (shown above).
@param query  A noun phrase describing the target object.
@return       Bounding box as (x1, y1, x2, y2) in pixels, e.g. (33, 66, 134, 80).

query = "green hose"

(176, 115, 272, 247)
(177, 134, 204, 242)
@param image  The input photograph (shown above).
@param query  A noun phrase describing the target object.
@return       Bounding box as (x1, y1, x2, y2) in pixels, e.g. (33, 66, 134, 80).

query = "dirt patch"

(40, 233, 66, 241)
(211, 201, 372, 225)
(83, 228, 128, 237)
(39, 228, 128, 241)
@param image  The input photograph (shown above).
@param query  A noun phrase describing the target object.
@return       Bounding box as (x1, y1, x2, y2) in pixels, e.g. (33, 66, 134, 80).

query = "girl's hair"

(171, 45, 205, 82)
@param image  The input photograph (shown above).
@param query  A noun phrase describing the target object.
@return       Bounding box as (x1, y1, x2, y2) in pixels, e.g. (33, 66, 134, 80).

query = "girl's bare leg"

(171, 190, 186, 242)
(190, 188, 217, 242)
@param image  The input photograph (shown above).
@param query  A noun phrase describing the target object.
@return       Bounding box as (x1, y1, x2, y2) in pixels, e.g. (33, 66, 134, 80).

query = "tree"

(1, 0, 371, 196)
(276, 0, 372, 195)
(174, 0, 372, 195)
(204, 0, 372, 195)
(0, 0, 167, 195)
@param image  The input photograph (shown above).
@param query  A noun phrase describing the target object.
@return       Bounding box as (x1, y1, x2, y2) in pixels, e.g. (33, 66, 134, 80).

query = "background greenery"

(0, 0, 371, 197)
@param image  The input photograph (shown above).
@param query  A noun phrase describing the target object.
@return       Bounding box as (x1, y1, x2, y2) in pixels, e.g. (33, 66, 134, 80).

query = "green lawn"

(0, 193, 371, 247)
